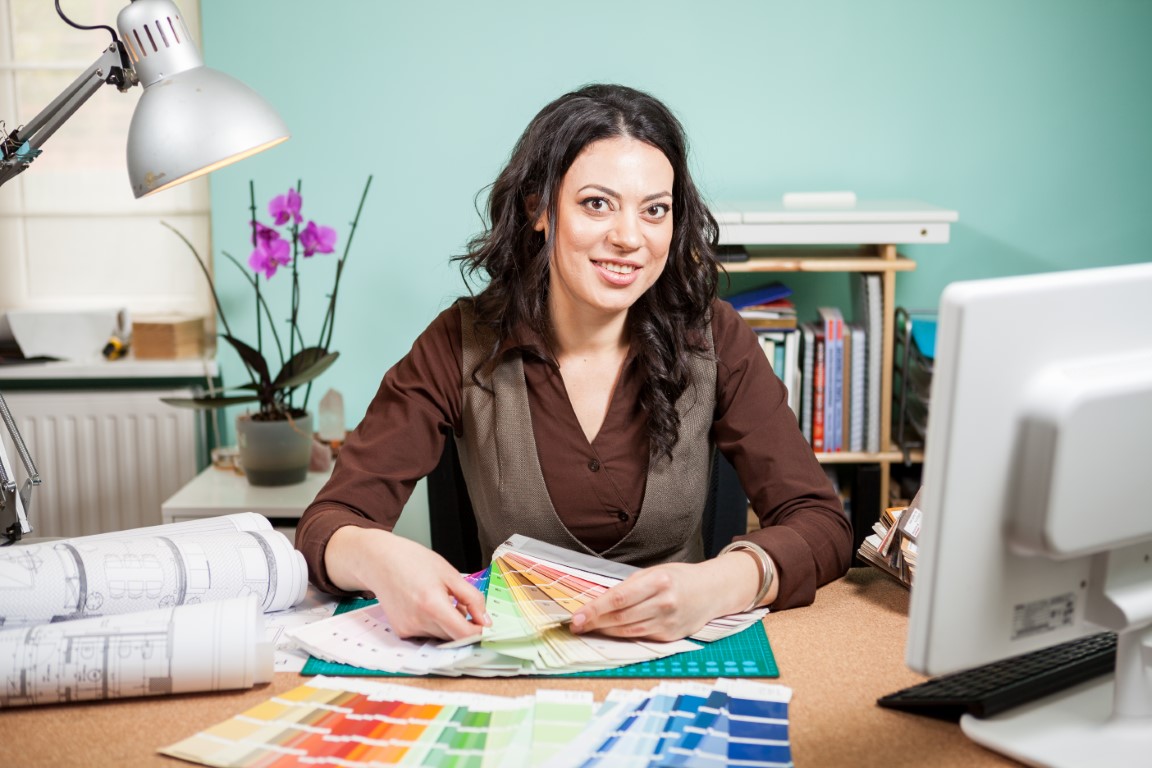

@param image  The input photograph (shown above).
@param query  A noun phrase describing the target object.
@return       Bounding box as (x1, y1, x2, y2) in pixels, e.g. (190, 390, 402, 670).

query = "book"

(784, 325, 801, 417)
(811, 325, 826, 452)
(758, 332, 777, 372)
(739, 297, 797, 330)
(817, 307, 844, 452)
(799, 322, 816, 443)
(724, 281, 793, 309)
(842, 323, 853, 452)
(849, 322, 867, 452)
(852, 273, 883, 453)
(759, 329, 801, 418)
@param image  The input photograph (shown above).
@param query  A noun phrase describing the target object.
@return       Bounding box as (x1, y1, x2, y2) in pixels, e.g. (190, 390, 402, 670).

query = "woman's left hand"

(568, 553, 762, 642)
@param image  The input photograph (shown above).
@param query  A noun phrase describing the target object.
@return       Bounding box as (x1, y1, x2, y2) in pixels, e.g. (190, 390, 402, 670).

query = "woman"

(296, 83, 852, 643)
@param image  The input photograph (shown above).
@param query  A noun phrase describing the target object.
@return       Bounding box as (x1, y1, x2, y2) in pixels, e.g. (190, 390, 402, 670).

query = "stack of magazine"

(856, 487, 925, 588)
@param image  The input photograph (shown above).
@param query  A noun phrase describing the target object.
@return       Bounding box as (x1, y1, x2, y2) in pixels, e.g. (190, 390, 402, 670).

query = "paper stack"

(856, 487, 924, 588)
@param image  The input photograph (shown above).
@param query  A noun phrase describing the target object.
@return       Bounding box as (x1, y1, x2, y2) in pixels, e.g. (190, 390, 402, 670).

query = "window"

(0, 0, 213, 324)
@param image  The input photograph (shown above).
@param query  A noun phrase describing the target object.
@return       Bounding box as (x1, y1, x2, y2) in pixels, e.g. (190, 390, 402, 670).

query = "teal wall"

(202, 0, 1152, 427)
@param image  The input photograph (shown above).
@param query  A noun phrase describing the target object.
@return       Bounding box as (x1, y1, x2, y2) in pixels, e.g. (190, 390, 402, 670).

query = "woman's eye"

(582, 197, 609, 212)
(646, 203, 670, 219)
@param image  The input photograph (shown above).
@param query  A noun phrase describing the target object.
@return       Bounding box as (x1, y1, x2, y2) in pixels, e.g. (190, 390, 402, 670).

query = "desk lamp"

(0, 0, 290, 543)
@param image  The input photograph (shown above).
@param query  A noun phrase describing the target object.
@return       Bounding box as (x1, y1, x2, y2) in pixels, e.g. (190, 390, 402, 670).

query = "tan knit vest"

(455, 302, 715, 566)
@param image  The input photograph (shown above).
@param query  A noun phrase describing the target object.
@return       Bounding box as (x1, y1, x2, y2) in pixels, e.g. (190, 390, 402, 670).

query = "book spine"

(818, 307, 844, 453)
(784, 328, 800, 418)
(833, 314, 844, 451)
(759, 333, 777, 373)
(850, 324, 867, 452)
(866, 275, 883, 453)
(800, 324, 815, 444)
(842, 323, 852, 453)
(813, 331, 826, 452)
(823, 321, 833, 452)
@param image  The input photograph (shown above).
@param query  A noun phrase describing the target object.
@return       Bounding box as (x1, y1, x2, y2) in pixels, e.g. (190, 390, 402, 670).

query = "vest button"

(588, 459, 601, 472)
(616, 511, 629, 522)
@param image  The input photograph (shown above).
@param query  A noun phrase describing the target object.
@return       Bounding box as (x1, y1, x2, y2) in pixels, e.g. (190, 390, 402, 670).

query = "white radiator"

(0, 389, 202, 539)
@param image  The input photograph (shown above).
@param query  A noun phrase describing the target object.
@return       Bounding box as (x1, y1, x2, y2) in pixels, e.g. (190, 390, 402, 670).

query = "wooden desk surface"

(0, 568, 1018, 767)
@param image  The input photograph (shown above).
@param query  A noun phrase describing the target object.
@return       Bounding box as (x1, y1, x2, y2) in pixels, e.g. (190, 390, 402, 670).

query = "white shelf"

(161, 466, 334, 523)
(714, 199, 958, 245)
(716, 198, 957, 513)
(160, 465, 432, 547)
(0, 356, 218, 381)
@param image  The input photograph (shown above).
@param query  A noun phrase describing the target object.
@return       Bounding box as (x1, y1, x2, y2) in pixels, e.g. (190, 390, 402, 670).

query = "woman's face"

(540, 136, 674, 322)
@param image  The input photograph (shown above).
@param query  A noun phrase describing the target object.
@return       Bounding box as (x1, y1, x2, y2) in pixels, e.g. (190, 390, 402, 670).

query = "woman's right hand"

(323, 525, 490, 641)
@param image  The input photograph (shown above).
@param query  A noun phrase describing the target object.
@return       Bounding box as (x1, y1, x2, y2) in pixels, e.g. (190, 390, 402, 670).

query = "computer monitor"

(906, 262, 1152, 766)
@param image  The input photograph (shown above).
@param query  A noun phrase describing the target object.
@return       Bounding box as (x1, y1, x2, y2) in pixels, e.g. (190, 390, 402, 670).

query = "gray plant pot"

(235, 411, 313, 486)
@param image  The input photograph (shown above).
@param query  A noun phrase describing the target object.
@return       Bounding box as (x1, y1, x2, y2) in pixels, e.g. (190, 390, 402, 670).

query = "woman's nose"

(609, 213, 642, 251)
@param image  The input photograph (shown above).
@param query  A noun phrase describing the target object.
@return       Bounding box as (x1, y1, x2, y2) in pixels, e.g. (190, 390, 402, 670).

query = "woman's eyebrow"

(578, 184, 672, 203)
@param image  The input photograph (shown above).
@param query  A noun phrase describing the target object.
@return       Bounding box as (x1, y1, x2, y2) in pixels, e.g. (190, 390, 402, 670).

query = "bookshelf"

(714, 199, 958, 527)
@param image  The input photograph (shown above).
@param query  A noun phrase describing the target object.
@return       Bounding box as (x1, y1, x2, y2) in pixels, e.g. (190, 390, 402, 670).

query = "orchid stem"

(161, 221, 258, 387)
(306, 175, 373, 408)
(248, 180, 264, 395)
(221, 251, 285, 367)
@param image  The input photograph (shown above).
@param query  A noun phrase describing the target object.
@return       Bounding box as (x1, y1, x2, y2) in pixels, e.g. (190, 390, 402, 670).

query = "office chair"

(426, 437, 749, 573)
(426, 436, 482, 573)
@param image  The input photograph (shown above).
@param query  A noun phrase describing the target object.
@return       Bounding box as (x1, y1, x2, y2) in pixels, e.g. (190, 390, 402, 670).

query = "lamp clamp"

(0, 42, 138, 189)
(0, 392, 39, 545)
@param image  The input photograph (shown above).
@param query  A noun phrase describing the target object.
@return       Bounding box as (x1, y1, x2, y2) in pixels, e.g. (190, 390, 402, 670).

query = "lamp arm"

(0, 41, 137, 189)
(0, 391, 39, 545)
(0, 41, 135, 540)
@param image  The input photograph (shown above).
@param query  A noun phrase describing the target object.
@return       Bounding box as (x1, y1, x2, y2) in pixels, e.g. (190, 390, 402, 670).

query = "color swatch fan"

(289, 534, 769, 677)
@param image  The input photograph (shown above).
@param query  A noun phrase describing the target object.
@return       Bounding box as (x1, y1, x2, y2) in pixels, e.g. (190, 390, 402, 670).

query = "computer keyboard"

(877, 631, 1117, 720)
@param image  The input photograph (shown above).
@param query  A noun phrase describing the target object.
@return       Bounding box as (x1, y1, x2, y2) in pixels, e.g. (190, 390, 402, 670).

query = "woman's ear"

(526, 193, 547, 232)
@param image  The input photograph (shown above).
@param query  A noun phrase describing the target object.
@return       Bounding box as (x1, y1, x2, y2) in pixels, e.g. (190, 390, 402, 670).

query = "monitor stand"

(961, 629, 1152, 768)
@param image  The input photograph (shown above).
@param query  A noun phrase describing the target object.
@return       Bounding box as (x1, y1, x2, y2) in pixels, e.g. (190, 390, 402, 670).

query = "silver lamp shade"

(117, 0, 289, 198)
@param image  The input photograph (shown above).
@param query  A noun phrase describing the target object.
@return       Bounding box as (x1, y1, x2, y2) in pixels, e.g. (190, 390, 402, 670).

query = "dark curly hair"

(454, 83, 720, 460)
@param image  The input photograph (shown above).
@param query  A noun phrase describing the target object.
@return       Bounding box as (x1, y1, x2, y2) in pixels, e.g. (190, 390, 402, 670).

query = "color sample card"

(162, 677, 540, 768)
(160, 677, 793, 768)
(300, 607, 780, 680)
(291, 535, 777, 678)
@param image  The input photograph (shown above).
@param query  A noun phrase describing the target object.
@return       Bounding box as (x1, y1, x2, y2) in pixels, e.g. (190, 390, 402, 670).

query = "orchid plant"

(163, 176, 373, 420)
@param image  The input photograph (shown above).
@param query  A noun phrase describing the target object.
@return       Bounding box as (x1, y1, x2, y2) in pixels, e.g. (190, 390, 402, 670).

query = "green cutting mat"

(300, 598, 778, 678)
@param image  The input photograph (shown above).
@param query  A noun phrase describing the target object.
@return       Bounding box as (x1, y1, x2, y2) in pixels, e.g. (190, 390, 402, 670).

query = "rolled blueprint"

(0, 594, 273, 707)
(0, 514, 307, 627)
(72, 511, 274, 541)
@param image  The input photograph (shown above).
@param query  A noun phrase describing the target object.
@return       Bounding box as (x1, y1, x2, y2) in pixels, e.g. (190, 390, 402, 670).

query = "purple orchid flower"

(269, 188, 302, 226)
(249, 222, 292, 278)
(299, 220, 338, 257)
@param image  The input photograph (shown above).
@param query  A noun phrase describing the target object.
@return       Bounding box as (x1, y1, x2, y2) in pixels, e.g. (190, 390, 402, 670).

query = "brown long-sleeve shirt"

(296, 299, 852, 609)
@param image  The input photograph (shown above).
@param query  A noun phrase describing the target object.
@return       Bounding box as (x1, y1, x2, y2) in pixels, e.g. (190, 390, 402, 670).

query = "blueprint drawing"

(0, 594, 272, 707)
(0, 513, 306, 627)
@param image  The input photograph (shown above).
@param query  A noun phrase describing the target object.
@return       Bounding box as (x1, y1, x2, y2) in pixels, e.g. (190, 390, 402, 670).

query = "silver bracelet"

(719, 540, 776, 612)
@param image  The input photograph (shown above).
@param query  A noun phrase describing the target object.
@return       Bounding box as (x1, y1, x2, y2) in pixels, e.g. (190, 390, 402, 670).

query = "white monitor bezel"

(907, 262, 1152, 676)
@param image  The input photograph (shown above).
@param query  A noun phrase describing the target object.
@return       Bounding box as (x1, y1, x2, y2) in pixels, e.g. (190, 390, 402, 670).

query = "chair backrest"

(426, 435, 482, 573)
(704, 449, 750, 558)
(426, 439, 749, 572)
